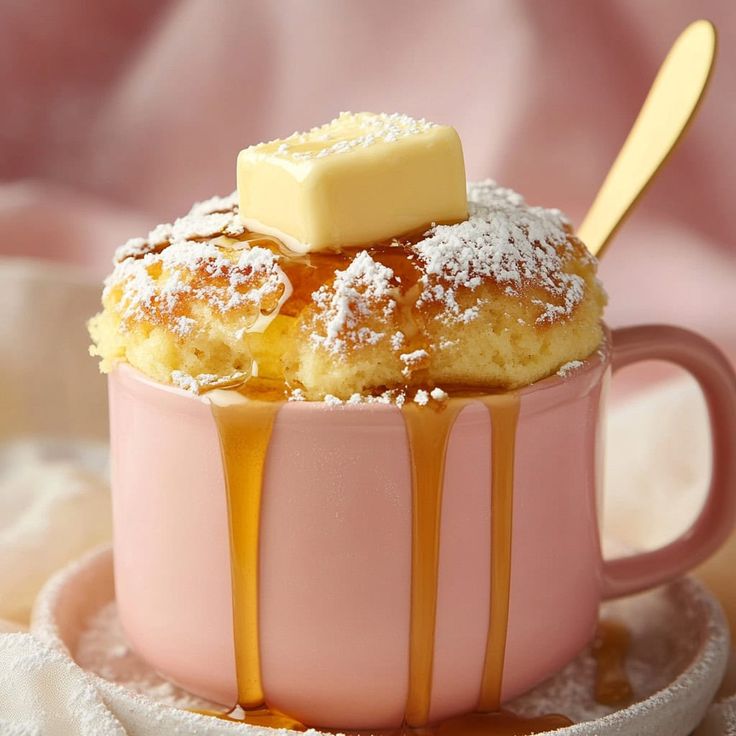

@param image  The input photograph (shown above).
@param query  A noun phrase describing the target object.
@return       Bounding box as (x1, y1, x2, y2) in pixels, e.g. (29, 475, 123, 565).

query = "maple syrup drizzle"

(478, 394, 520, 712)
(404, 395, 573, 736)
(401, 400, 466, 727)
(592, 620, 633, 706)
(472, 403, 572, 733)
(194, 236, 585, 733)
(192, 704, 305, 730)
(206, 386, 306, 730)
(204, 387, 578, 734)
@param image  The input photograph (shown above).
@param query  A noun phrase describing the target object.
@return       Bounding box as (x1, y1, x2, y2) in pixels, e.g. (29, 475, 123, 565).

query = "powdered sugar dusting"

(288, 385, 447, 408)
(76, 602, 214, 711)
(171, 370, 250, 393)
(169, 209, 245, 242)
(308, 180, 595, 359)
(414, 180, 590, 325)
(188, 191, 239, 217)
(400, 349, 429, 377)
(390, 331, 406, 350)
(255, 112, 437, 162)
(413, 389, 430, 406)
(107, 241, 288, 335)
(557, 360, 584, 378)
(113, 193, 243, 264)
(310, 250, 397, 354)
(97, 179, 602, 399)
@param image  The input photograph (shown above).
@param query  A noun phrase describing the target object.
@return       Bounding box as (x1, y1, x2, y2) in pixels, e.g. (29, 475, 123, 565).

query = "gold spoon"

(578, 19, 717, 258)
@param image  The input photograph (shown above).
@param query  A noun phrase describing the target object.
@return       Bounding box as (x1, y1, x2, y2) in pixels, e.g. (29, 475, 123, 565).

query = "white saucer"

(31, 546, 730, 736)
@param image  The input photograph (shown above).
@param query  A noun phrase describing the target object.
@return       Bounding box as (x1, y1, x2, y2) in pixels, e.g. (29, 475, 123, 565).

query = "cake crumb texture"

(89, 181, 606, 399)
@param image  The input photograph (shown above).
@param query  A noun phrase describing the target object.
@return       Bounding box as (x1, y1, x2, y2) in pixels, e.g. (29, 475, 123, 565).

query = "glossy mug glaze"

(109, 324, 736, 729)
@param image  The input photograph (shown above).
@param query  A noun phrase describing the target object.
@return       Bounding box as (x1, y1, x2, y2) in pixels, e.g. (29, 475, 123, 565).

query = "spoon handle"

(578, 20, 717, 258)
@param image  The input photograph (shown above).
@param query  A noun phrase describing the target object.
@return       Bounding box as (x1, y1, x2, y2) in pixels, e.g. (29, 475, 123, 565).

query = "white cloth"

(0, 259, 111, 625)
(0, 439, 111, 624)
(0, 258, 120, 733)
(0, 634, 124, 736)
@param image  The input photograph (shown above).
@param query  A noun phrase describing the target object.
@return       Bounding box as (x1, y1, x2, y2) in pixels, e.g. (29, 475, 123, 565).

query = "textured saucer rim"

(31, 545, 730, 736)
(560, 577, 730, 736)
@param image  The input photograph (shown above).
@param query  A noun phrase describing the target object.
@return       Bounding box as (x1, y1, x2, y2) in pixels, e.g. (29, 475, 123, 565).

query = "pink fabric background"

(1, 0, 734, 354)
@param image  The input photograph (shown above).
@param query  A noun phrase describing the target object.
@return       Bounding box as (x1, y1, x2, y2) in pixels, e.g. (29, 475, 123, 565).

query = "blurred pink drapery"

(0, 0, 734, 352)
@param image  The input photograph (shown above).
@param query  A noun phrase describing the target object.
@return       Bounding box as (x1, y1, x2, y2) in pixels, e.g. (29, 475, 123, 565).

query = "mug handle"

(602, 325, 736, 600)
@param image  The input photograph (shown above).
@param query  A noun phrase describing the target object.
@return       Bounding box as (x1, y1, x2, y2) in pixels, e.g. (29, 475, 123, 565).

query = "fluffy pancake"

(89, 182, 606, 401)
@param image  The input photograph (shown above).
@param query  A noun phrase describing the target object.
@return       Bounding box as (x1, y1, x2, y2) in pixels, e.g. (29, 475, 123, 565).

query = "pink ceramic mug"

(109, 324, 736, 729)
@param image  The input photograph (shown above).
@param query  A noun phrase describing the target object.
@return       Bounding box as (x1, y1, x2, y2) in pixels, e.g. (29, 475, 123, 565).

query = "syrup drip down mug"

(108, 325, 736, 729)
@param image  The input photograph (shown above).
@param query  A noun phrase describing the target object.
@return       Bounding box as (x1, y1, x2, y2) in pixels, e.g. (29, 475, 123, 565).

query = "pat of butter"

(237, 112, 468, 253)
